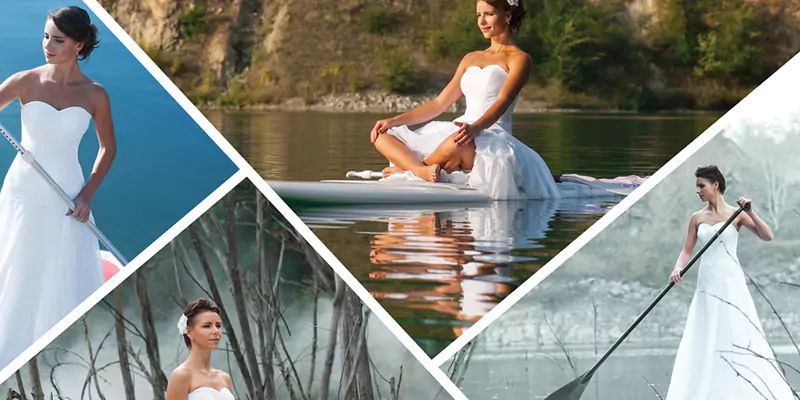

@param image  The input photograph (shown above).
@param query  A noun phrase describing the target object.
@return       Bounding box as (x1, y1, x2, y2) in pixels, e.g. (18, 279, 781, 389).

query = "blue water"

(0, 0, 238, 258)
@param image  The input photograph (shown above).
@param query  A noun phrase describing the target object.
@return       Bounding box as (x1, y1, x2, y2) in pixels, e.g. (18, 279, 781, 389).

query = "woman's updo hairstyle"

(48, 6, 100, 61)
(482, 0, 528, 34)
(695, 165, 726, 194)
(182, 298, 221, 348)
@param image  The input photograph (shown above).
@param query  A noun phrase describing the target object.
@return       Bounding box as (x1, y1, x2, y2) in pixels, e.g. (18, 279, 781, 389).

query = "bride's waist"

(697, 262, 745, 281)
(1, 157, 85, 203)
(453, 115, 512, 132)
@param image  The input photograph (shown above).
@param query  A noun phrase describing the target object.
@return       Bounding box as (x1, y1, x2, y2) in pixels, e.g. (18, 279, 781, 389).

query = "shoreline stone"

(198, 91, 717, 115)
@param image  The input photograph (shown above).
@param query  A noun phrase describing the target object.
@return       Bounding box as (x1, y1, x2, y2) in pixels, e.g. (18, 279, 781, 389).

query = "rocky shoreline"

(198, 90, 678, 114)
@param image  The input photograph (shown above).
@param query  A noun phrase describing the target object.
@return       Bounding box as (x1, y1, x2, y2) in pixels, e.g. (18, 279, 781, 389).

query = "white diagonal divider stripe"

(431, 51, 800, 367)
(75, 2, 470, 398)
(0, 170, 247, 385)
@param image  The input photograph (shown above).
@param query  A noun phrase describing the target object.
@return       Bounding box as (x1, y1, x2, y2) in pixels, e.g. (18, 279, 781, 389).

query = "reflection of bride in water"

(363, 198, 600, 335)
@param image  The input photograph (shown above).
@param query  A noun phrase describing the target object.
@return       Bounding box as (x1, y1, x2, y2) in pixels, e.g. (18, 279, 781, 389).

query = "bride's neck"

(489, 35, 514, 50)
(186, 347, 213, 370)
(44, 63, 82, 87)
(707, 195, 726, 212)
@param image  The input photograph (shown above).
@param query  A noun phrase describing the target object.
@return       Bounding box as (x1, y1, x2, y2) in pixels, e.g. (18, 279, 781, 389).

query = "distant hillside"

(97, 0, 800, 111)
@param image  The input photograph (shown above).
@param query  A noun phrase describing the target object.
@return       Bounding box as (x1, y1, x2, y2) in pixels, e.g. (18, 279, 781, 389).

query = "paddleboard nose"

(100, 250, 122, 282)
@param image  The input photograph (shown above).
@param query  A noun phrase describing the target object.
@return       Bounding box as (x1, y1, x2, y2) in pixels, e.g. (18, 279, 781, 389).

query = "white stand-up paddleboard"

(267, 171, 642, 206)
(267, 179, 492, 205)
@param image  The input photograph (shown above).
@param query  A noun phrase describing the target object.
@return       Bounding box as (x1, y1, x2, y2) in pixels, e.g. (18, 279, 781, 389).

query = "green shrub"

(217, 75, 246, 106)
(185, 70, 219, 105)
(169, 58, 186, 76)
(382, 47, 423, 94)
(141, 44, 169, 70)
(424, 4, 485, 58)
(694, 3, 765, 84)
(360, 8, 400, 35)
(179, 6, 208, 38)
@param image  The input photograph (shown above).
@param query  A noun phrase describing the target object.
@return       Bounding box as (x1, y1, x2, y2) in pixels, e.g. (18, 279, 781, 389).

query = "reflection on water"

(296, 197, 620, 355)
(212, 110, 716, 356)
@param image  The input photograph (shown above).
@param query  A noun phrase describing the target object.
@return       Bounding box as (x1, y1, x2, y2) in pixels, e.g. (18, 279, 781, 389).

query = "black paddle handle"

(584, 202, 749, 379)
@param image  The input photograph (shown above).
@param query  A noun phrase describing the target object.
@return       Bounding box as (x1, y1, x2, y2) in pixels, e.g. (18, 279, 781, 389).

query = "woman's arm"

(165, 368, 191, 400)
(0, 71, 29, 112)
(736, 197, 773, 241)
(370, 55, 470, 142)
(670, 213, 699, 283)
(394, 57, 469, 125)
(68, 84, 117, 222)
(453, 52, 531, 145)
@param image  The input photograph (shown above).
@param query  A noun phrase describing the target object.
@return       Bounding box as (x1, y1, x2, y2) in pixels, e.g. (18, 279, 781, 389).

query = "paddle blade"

(100, 250, 122, 282)
(545, 372, 592, 400)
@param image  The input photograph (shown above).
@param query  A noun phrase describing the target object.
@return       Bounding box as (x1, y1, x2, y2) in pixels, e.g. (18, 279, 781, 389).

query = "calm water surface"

(458, 346, 800, 399)
(213, 110, 717, 356)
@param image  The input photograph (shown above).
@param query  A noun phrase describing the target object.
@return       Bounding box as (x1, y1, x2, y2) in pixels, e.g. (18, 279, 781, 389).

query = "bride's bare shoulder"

(217, 370, 232, 387)
(507, 48, 531, 63)
(460, 51, 482, 65)
(3, 69, 38, 86)
(169, 364, 192, 382)
(689, 210, 705, 225)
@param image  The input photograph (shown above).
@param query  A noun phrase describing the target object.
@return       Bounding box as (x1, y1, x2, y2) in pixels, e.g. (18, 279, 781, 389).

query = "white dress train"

(0, 101, 104, 368)
(666, 222, 794, 400)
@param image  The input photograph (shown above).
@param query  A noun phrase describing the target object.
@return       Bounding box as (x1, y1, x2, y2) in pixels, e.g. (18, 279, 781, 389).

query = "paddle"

(545, 202, 749, 400)
(0, 122, 128, 266)
(346, 170, 383, 179)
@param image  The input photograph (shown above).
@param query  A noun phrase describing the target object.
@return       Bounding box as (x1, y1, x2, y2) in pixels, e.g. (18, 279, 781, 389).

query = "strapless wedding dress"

(188, 387, 235, 400)
(0, 101, 104, 369)
(666, 223, 794, 399)
(385, 64, 642, 200)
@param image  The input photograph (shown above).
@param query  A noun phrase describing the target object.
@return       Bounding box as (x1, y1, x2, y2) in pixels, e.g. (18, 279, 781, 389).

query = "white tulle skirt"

(386, 117, 560, 200)
(666, 273, 795, 399)
(0, 188, 103, 368)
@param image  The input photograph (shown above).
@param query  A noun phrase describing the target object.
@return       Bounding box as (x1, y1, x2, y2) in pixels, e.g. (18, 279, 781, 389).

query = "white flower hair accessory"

(508, 0, 519, 6)
(177, 314, 188, 335)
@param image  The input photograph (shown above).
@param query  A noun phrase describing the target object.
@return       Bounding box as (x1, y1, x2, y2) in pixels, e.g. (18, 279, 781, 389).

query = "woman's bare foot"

(411, 164, 441, 182)
(382, 166, 405, 178)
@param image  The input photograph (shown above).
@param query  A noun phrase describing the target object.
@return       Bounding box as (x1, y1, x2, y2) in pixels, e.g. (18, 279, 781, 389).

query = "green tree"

(695, 2, 766, 84)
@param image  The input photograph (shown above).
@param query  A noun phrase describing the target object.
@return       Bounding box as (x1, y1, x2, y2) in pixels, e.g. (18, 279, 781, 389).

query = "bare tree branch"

(82, 317, 106, 400)
(321, 275, 346, 400)
(114, 289, 136, 400)
(15, 371, 27, 400)
(641, 376, 664, 400)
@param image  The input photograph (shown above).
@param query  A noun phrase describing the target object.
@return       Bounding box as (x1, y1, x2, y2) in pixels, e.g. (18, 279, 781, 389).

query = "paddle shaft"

(0, 122, 128, 265)
(346, 170, 383, 179)
(583, 203, 747, 380)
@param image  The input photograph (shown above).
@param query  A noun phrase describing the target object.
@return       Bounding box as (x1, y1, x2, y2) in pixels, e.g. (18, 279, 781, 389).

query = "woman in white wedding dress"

(666, 166, 794, 400)
(370, 0, 564, 200)
(167, 299, 235, 400)
(0, 7, 115, 368)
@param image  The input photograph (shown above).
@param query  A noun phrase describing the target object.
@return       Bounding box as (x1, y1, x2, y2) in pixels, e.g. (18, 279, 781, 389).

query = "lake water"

(212, 107, 718, 357)
(0, 0, 237, 258)
(454, 344, 800, 399)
